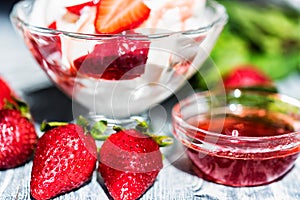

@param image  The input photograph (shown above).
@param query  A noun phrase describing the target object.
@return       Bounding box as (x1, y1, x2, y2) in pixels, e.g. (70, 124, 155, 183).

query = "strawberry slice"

(94, 0, 150, 34)
(66, 1, 99, 15)
(48, 21, 57, 29)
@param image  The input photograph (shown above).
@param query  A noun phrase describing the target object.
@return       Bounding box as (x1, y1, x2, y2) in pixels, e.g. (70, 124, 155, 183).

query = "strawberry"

(223, 65, 273, 89)
(94, 0, 151, 34)
(0, 77, 15, 109)
(47, 21, 57, 29)
(0, 102, 38, 169)
(30, 121, 97, 200)
(98, 123, 173, 200)
(73, 37, 150, 80)
(66, 1, 98, 15)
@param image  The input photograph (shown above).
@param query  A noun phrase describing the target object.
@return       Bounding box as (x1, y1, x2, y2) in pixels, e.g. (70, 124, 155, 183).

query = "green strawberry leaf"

(91, 120, 109, 140)
(40, 121, 68, 132)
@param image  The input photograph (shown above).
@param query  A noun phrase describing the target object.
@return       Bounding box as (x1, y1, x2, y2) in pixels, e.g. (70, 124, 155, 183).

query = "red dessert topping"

(73, 37, 150, 80)
(197, 114, 293, 137)
(66, 1, 99, 15)
(187, 113, 298, 186)
(47, 21, 57, 29)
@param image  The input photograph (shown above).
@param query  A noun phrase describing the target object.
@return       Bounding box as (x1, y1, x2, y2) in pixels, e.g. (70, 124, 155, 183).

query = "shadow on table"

(23, 86, 89, 123)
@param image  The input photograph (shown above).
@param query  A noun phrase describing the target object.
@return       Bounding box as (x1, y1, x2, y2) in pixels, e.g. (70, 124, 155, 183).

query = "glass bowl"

(10, 0, 227, 125)
(172, 89, 300, 186)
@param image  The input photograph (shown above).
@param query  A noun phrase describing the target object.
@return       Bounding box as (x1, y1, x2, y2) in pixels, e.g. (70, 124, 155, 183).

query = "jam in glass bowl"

(172, 89, 300, 186)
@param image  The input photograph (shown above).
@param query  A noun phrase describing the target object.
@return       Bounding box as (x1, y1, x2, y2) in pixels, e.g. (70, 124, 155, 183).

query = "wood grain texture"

(1, 143, 299, 200)
(2, 5, 300, 200)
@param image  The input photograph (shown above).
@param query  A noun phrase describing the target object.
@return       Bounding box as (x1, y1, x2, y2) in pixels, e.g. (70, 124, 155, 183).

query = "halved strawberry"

(94, 0, 150, 34)
(66, 1, 98, 15)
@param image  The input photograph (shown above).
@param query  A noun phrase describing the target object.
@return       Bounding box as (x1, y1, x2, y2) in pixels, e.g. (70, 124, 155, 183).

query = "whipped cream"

(27, 0, 224, 119)
(29, 0, 206, 33)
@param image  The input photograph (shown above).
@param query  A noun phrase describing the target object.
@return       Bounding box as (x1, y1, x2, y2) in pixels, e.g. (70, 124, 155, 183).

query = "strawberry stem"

(91, 120, 109, 140)
(76, 115, 90, 128)
(3, 99, 15, 110)
(4, 97, 32, 120)
(149, 134, 173, 147)
(135, 120, 173, 147)
(113, 126, 125, 132)
(135, 120, 149, 132)
(76, 116, 109, 139)
(15, 98, 32, 120)
(40, 121, 68, 132)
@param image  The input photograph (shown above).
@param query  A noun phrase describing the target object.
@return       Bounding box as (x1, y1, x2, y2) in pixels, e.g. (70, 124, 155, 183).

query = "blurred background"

(0, 0, 81, 122)
(0, 0, 299, 95)
(0, 0, 51, 92)
(190, 0, 300, 93)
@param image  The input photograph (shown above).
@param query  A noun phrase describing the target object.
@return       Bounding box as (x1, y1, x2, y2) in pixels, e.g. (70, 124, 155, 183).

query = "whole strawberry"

(223, 65, 273, 89)
(98, 123, 172, 200)
(0, 106, 38, 169)
(0, 76, 15, 109)
(30, 122, 97, 200)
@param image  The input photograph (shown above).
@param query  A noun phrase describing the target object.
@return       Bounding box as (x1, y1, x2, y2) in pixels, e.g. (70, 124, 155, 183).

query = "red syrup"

(24, 25, 150, 98)
(186, 113, 299, 186)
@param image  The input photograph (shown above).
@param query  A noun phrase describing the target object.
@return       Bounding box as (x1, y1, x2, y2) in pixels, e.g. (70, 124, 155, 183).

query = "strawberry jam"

(186, 112, 299, 186)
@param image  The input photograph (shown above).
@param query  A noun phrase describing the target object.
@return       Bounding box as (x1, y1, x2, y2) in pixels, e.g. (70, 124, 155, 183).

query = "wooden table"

(0, 86, 300, 200)
(1, 9, 300, 200)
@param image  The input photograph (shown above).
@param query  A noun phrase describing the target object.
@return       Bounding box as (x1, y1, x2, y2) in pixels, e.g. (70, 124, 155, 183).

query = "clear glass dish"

(10, 0, 227, 126)
(172, 89, 300, 186)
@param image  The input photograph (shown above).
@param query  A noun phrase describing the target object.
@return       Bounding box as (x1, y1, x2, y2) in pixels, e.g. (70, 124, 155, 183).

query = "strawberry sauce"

(73, 37, 150, 80)
(186, 113, 299, 186)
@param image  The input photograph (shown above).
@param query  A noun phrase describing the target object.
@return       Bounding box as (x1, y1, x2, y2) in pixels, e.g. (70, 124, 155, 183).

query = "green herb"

(191, 1, 300, 90)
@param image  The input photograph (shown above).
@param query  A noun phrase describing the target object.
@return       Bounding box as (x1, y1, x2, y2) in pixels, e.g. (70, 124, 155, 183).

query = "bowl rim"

(172, 89, 300, 142)
(10, 0, 228, 39)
